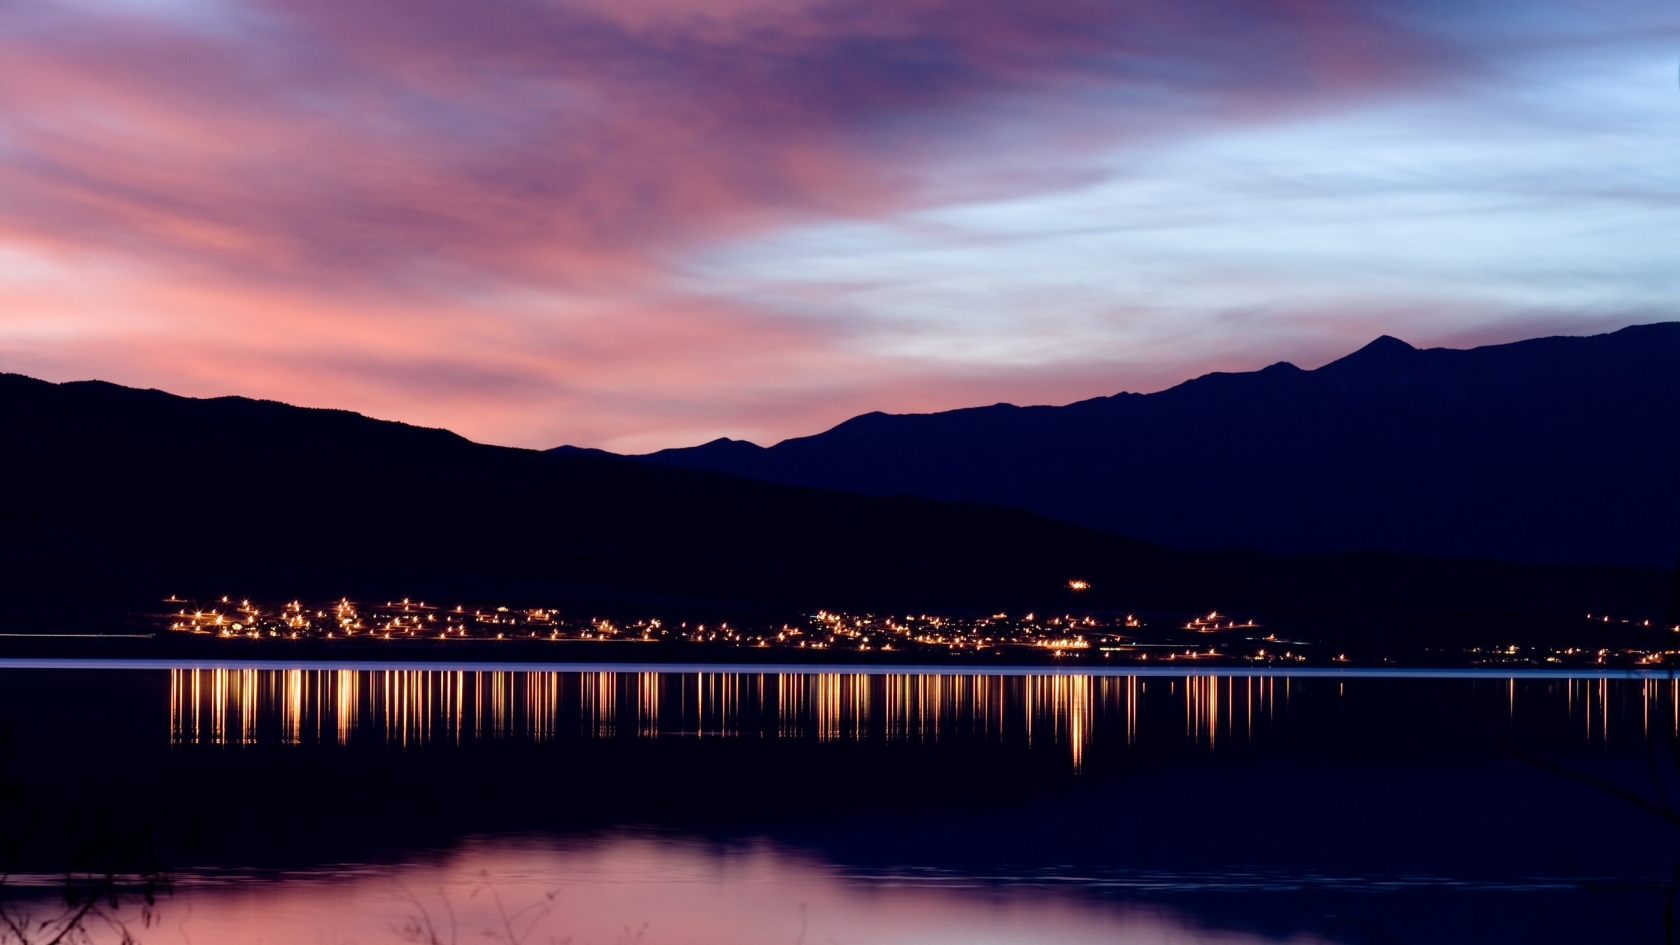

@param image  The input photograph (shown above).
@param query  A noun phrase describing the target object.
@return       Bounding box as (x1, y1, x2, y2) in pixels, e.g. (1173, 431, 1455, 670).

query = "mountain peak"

(1350, 335, 1416, 357)
(633, 436, 765, 471)
(547, 444, 617, 457)
(1316, 334, 1427, 379)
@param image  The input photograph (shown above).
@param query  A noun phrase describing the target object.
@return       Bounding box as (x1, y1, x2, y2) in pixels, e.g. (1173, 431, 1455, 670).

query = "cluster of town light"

(167, 596, 653, 643)
(165, 596, 1674, 666)
(167, 596, 1202, 655)
(1184, 611, 1257, 632)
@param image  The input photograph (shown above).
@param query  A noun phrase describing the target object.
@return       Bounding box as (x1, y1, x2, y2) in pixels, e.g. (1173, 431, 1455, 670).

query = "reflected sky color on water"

(108, 838, 1300, 945)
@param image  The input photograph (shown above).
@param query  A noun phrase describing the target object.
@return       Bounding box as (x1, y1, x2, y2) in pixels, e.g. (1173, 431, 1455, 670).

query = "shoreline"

(0, 654, 1668, 680)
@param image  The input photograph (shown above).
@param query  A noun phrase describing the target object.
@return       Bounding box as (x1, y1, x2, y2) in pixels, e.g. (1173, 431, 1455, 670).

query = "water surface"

(1, 664, 1672, 944)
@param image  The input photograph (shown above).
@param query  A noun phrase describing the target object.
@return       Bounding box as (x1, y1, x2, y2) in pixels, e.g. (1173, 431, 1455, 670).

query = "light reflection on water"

(170, 668, 1675, 765)
(3, 666, 1670, 945)
(171, 669, 1106, 764)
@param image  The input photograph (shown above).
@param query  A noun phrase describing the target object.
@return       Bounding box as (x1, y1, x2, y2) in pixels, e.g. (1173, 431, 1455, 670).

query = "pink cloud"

(0, 0, 1466, 448)
(1, 0, 1453, 278)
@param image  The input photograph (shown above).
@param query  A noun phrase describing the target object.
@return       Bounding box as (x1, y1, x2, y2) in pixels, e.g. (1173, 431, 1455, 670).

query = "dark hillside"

(629, 324, 1680, 567)
(0, 373, 1669, 646)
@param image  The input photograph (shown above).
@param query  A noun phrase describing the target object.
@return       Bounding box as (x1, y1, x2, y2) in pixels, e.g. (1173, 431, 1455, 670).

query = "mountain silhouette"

(0, 371, 1669, 643)
(622, 324, 1680, 568)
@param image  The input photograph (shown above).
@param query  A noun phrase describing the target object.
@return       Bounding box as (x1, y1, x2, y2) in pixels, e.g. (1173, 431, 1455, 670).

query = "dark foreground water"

(1, 661, 1676, 945)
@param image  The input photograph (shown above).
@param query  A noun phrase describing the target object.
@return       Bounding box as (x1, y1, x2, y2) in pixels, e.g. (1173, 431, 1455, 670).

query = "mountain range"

(1, 370, 1670, 642)
(607, 324, 1680, 568)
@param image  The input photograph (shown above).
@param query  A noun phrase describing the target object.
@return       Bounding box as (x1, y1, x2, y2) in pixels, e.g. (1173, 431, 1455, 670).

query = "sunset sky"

(1, 0, 1675, 451)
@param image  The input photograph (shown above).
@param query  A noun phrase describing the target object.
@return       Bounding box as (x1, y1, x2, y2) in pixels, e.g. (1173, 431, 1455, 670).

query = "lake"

(0, 661, 1673, 944)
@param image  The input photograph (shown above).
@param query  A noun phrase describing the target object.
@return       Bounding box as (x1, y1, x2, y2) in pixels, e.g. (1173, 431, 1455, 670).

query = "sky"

(0, 0, 1675, 452)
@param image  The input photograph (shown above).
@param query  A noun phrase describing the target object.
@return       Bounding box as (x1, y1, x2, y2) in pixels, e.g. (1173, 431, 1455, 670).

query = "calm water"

(1, 662, 1675, 944)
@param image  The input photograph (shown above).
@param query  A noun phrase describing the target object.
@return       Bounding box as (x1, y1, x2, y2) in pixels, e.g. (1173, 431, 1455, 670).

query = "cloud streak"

(0, 0, 1670, 449)
(1, 0, 1452, 279)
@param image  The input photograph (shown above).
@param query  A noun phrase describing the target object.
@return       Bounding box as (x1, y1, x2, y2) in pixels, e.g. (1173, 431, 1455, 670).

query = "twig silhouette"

(0, 718, 168, 945)
(395, 884, 560, 945)
(1506, 665, 1680, 944)
(1505, 741, 1680, 830)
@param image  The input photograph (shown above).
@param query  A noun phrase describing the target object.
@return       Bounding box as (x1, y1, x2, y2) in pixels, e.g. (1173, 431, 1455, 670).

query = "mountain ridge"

(601, 323, 1680, 567)
(2, 369, 1669, 643)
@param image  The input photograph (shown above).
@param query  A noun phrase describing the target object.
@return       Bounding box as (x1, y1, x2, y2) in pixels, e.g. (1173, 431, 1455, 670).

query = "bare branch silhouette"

(0, 720, 169, 945)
